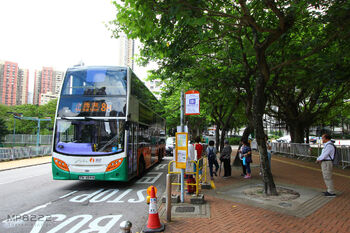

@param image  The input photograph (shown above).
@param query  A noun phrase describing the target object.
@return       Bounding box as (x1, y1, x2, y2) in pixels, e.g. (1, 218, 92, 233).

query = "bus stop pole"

(180, 90, 185, 203)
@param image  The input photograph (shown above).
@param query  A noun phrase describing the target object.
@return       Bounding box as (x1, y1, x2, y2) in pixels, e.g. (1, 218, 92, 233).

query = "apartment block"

(0, 61, 20, 106)
(17, 68, 29, 105)
(33, 67, 64, 105)
(118, 34, 135, 70)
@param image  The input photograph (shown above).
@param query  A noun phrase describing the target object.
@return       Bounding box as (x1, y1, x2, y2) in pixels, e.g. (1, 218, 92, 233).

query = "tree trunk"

(241, 125, 252, 142)
(220, 128, 226, 152)
(289, 122, 305, 143)
(253, 75, 278, 195)
(215, 125, 220, 151)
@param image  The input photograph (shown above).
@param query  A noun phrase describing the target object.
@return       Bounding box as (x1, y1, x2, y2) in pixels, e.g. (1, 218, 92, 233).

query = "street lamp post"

(21, 117, 51, 154)
(7, 112, 23, 147)
(8, 114, 51, 154)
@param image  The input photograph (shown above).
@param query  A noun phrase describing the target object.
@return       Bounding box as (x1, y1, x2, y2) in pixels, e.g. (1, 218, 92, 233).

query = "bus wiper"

(98, 135, 119, 152)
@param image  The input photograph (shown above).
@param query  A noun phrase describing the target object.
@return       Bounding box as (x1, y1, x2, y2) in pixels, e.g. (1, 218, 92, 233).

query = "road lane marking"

(136, 172, 163, 184)
(67, 188, 148, 203)
(2, 202, 52, 228)
(69, 189, 104, 203)
(154, 164, 167, 170)
(30, 214, 122, 233)
(59, 191, 78, 199)
(90, 189, 119, 203)
(127, 189, 146, 203)
(47, 214, 92, 233)
(107, 189, 132, 203)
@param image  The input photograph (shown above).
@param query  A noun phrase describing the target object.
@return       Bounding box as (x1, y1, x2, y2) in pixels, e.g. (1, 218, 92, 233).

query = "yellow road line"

(273, 158, 350, 179)
(210, 180, 216, 189)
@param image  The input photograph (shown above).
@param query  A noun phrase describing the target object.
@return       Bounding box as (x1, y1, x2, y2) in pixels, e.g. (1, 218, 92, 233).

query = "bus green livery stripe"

(52, 157, 129, 181)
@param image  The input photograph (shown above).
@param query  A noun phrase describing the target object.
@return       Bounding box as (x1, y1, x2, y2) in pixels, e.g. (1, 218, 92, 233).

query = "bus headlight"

(53, 158, 69, 172)
(106, 158, 124, 172)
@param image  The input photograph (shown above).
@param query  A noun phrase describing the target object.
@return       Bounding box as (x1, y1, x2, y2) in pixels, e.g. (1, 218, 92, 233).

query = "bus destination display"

(72, 101, 112, 113)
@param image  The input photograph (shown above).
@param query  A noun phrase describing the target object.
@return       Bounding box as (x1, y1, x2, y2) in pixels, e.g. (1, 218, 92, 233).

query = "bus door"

(150, 130, 157, 165)
(127, 122, 138, 175)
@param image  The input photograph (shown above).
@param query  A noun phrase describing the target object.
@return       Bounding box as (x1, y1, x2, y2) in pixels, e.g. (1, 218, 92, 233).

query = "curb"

(0, 161, 51, 172)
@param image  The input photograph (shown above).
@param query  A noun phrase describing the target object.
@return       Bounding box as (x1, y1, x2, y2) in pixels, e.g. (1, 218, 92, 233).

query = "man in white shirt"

(316, 134, 336, 197)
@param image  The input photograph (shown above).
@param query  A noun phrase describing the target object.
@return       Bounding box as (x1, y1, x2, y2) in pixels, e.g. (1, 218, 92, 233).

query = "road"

(0, 158, 171, 233)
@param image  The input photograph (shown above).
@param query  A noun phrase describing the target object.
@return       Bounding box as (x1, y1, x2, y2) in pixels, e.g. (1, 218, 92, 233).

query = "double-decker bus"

(52, 66, 166, 181)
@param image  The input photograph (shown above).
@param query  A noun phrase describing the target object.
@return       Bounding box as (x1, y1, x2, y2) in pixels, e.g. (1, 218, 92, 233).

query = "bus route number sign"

(72, 101, 112, 113)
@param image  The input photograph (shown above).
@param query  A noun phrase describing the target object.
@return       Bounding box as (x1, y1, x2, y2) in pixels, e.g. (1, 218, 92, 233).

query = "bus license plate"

(79, 176, 95, 180)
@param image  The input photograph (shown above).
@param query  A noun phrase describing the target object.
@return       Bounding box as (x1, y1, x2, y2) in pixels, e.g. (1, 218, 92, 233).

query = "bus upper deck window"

(87, 69, 106, 83)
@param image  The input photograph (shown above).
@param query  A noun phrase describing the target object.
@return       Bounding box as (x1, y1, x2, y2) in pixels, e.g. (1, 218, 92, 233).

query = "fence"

(3, 134, 53, 145)
(0, 146, 51, 161)
(271, 142, 350, 169)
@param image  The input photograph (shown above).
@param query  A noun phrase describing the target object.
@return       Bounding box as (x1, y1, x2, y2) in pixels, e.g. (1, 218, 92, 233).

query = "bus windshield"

(54, 119, 125, 155)
(61, 67, 127, 96)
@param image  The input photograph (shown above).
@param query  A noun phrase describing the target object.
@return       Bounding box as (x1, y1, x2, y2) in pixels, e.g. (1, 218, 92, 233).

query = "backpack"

(208, 147, 215, 160)
(327, 143, 340, 166)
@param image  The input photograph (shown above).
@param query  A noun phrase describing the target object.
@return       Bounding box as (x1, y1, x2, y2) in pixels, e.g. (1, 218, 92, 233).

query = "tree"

(0, 118, 9, 144)
(110, 0, 350, 195)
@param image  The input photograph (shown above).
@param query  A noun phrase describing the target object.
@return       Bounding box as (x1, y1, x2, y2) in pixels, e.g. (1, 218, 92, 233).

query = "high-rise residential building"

(17, 68, 29, 105)
(52, 71, 64, 95)
(33, 67, 64, 105)
(40, 91, 57, 105)
(118, 34, 135, 69)
(0, 61, 19, 106)
(0, 60, 29, 106)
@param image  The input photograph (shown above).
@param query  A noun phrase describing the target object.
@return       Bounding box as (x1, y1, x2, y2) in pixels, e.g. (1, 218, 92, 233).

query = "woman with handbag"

(242, 140, 252, 178)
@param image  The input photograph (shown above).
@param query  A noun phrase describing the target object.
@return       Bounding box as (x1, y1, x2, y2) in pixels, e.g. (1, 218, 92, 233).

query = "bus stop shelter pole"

(180, 91, 185, 203)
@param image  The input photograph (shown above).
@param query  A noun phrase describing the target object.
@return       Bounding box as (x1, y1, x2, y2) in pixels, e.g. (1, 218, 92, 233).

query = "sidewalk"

(163, 150, 350, 233)
(0, 156, 51, 171)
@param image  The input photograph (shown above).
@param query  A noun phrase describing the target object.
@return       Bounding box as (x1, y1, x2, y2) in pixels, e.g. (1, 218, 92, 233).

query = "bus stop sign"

(185, 90, 200, 115)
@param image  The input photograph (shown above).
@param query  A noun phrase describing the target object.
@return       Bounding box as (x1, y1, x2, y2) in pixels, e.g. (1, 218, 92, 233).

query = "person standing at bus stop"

(316, 134, 336, 197)
(206, 140, 219, 179)
(193, 136, 203, 175)
(220, 140, 232, 178)
(242, 140, 252, 179)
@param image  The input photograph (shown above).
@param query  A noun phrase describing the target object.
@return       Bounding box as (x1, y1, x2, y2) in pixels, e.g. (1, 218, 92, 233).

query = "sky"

(0, 0, 154, 93)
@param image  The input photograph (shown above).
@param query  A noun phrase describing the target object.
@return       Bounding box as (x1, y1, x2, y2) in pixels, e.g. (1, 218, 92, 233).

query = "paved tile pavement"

(0, 156, 51, 171)
(163, 150, 350, 233)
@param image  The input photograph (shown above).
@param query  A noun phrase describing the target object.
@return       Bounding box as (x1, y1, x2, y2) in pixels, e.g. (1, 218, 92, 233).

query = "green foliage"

(3, 99, 57, 135)
(109, 0, 350, 142)
(228, 136, 241, 145)
(0, 118, 9, 143)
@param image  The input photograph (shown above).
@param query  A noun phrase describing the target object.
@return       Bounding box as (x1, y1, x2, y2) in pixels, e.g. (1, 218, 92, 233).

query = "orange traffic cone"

(143, 186, 165, 232)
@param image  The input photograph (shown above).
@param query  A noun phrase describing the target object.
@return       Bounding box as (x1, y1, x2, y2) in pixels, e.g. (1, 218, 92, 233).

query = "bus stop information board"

(185, 90, 200, 115)
(175, 132, 188, 169)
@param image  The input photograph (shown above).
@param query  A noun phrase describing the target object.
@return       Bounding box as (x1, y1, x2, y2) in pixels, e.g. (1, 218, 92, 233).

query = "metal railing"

(0, 146, 51, 161)
(3, 134, 53, 145)
(167, 157, 207, 196)
(271, 142, 350, 169)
